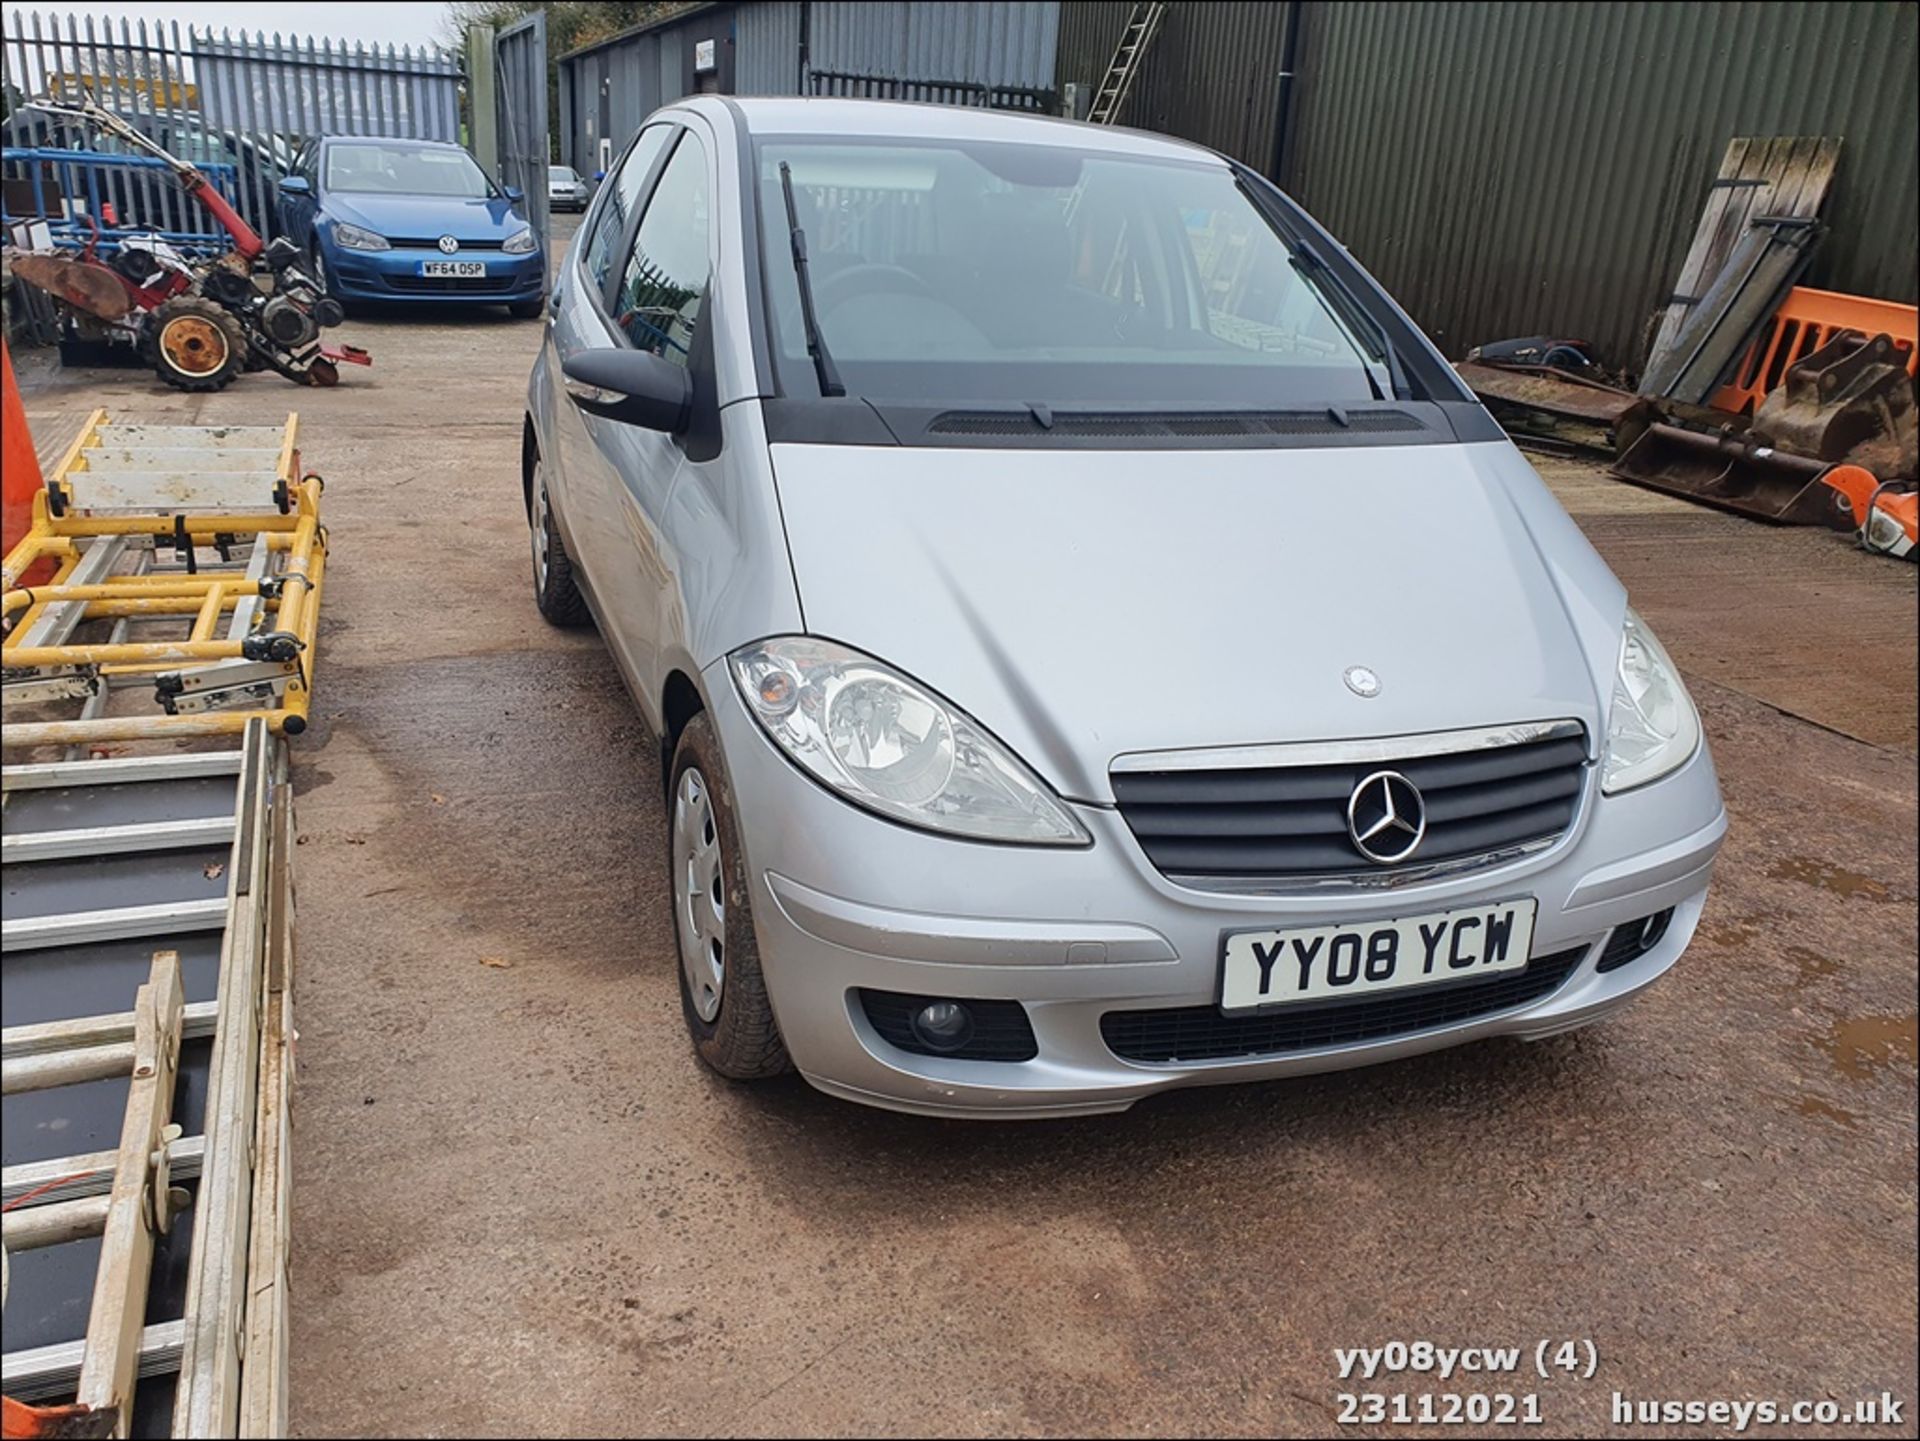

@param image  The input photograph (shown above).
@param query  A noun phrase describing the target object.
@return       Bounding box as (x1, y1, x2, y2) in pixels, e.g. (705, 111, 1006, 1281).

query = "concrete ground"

(13, 214, 1916, 1437)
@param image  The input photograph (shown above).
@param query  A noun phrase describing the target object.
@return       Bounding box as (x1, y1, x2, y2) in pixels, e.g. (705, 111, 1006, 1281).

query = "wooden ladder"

(1088, 1, 1168, 125)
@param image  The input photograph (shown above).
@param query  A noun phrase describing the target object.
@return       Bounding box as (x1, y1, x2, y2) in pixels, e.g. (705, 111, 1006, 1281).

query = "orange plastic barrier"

(2, 339, 56, 584)
(1713, 287, 1919, 416)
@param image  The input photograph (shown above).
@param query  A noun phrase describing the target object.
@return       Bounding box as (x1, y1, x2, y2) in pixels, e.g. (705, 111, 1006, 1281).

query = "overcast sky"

(55, 3, 453, 50)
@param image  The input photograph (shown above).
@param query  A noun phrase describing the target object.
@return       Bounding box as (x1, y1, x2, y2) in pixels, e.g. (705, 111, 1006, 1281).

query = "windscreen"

(755, 138, 1393, 407)
(326, 142, 496, 198)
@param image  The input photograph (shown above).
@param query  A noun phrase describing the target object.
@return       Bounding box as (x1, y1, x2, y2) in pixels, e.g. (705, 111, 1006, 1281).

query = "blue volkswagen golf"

(277, 136, 545, 316)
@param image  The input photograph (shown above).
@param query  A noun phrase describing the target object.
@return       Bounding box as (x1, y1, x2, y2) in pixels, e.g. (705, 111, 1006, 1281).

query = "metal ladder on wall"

(1088, 1, 1169, 125)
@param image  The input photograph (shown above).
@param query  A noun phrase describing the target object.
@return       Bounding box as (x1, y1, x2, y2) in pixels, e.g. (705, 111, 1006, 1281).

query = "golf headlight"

(1602, 609, 1700, 794)
(331, 222, 388, 251)
(730, 637, 1089, 845)
(503, 227, 537, 254)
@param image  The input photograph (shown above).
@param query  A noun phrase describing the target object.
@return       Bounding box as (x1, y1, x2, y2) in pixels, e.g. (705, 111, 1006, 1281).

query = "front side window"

(612, 134, 710, 366)
(581, 125, 673, 301)
(755, 139, 1397, 408)
(324, 142, 495, 198)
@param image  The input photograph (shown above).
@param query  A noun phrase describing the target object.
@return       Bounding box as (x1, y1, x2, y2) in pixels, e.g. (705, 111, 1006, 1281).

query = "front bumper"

(326, 241, 544, 303)
(705, 670, 1727, 1119)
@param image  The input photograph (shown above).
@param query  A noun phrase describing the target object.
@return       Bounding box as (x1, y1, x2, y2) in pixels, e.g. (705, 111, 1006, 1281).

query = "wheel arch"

(520, 414, 538, 520)
(661, 669, 705, 788)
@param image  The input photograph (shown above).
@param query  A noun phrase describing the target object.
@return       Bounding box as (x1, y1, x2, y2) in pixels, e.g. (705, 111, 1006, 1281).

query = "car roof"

(320, 135, 464, 148)
(674, 95, 1226, 166)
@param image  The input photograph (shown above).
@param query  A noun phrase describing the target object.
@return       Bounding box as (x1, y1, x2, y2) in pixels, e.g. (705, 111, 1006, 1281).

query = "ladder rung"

(1, 1319, 185, 1402)
(2, 1133, 205, 1206)
(3, 814, 236, 863)
(4, 999, 219, 1060)
(1, 896, 229, 952)
(2, 750, 244, 791)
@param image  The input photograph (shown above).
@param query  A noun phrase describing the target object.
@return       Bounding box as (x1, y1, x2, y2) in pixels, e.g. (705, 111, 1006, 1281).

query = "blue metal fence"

(2, 148, 245, 255)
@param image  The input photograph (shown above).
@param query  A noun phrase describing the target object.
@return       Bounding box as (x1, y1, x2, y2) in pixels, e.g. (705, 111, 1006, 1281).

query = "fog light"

(1596, 906, 1677, 973)
(910, 1000, 974, 1053)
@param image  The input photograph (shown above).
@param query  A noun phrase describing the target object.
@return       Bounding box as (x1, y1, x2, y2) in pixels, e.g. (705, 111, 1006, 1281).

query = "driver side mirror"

(504, 184, 525, 203)
(278, 176, 311, 196)
(562, 349, 691, 432)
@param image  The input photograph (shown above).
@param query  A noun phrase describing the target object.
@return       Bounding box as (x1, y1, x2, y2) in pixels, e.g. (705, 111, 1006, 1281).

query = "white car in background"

(548, 164, 589, 212)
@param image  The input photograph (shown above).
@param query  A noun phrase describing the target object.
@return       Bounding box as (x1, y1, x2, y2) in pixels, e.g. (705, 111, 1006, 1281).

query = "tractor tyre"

(144, 297, 249, 393)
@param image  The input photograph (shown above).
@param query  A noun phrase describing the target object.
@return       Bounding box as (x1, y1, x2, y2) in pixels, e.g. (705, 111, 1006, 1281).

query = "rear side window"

(612, 133, 710, 366)
(581, 125, 673, 299)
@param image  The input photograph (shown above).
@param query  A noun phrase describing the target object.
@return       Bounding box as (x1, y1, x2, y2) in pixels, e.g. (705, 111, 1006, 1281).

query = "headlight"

(331, 221, 388, 251)
(503, 228, 537, 254)
(729, 637, 1089, 845)
(1602, 609, 1700, 794)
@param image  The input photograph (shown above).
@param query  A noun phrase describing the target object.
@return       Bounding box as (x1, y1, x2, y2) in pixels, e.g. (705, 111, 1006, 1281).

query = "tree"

(441, 2, 694, 58)
(445, 1, 693, 161)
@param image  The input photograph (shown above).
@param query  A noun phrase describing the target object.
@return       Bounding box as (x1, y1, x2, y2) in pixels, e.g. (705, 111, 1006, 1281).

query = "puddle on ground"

(1792, 1094, 1864, 1128)
(1768, 856, 1895, 902)
(1786, 945, 1842, 988)
(1823, 1013, 1919, 1081)
(1697, 916, 1763, 949)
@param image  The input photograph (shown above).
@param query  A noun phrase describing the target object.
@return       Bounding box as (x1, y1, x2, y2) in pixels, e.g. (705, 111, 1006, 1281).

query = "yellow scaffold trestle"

(1, 410, 327, 748)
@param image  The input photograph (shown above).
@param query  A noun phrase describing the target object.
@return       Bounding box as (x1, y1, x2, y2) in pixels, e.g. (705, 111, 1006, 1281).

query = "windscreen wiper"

(1288, 240, 1409, 402)
(778, 161, 845, 398)
(1233, 171, 1412, 401)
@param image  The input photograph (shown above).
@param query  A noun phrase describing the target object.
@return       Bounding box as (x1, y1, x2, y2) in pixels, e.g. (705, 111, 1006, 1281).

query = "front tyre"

(508, 297, 544, 320)
(528, 458, 591, 627)
(669, 713, 791, 1081)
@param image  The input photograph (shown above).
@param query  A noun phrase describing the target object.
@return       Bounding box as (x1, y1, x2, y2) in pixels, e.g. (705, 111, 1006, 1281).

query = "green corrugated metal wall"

(1057, 1, 1295, 169)
(1057, 1, 1919, 371)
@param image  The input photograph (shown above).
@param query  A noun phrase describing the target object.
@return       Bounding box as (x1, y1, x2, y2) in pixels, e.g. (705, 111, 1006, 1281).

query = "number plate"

(1219, 900, 1538, 1013)
(420, 260, 485, 278)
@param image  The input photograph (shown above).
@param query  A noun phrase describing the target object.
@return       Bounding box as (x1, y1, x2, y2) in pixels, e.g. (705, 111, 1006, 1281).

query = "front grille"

(1111, 724, 1588, 884)
(386, 236, 506, 250)
(385, 273, 515, 293)
(1101, 944, 1588, 1063)
(858, 990, 1038, 1062)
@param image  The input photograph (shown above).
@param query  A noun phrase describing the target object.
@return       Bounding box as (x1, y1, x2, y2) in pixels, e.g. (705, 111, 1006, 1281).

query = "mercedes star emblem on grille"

(1344, 665, 1381, 697)
(1346, 770, 1426, 864)
(437, 235, 460, 254)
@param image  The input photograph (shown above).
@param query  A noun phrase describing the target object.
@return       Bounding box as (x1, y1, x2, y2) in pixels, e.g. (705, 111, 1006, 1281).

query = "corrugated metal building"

(1057, 0, 1919, 370)
(558, 1, 1059, 175)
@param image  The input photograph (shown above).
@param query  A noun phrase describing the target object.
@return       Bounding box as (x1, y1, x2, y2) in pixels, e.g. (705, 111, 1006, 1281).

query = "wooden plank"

(173, 722, 272, 1439)
(239, 766, 296, 1437)
(75, 951, 185, 1436)
(1650, 138, 1749, 363)
(1647, 136, 1842, 378)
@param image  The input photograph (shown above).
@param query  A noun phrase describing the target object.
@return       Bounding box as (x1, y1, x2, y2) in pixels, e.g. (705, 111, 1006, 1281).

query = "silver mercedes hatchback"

(523, 97, 1726, 1117)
